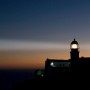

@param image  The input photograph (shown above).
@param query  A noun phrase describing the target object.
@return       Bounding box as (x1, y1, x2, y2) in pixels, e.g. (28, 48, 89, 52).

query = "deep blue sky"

(0, 0, 90, 43)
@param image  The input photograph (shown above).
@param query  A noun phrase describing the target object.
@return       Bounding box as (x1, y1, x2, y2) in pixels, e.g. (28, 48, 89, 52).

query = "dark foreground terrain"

(11, 73, 90, 90)
(11, 79, 70, 90)
(1, 69, 90, 90)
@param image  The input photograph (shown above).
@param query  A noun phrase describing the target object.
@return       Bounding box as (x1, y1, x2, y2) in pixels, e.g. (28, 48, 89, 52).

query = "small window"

(69, 64, 71, 66)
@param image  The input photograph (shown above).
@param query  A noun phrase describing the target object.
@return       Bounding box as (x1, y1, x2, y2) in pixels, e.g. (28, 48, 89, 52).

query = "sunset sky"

(0, 0, 90, 69)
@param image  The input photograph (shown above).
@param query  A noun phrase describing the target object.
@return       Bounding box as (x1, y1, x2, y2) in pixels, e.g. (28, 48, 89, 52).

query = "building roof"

(71, 38, 78, 44)
(46, 58, 70, 62)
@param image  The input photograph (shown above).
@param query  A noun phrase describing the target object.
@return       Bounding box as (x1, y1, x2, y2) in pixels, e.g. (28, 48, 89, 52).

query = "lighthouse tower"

(70, 38, 79, 60)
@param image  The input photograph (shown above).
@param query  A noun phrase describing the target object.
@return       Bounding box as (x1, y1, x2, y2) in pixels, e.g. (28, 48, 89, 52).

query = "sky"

(0, 0, 90, 69)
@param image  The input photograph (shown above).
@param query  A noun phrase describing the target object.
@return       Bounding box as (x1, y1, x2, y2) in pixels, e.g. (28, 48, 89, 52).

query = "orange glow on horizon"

(0, 46, 90, 69)
(0, 50, 69, 69)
